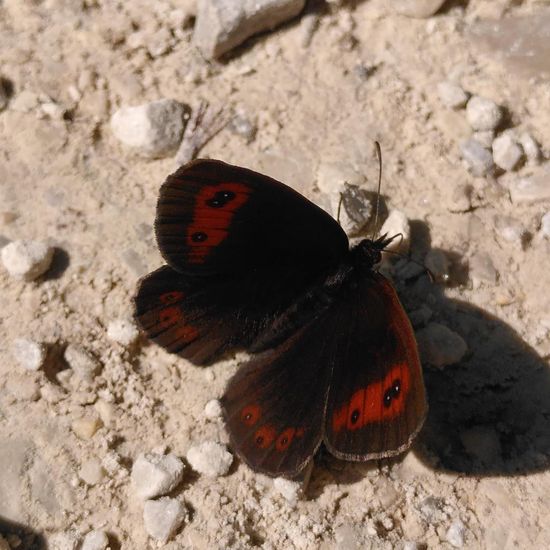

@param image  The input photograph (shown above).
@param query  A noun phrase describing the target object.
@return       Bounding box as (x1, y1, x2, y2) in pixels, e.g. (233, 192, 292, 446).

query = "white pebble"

(80, 530, 109, 550)
(466, 96, 502, 131)
(110, 99, 186, 158)
(186, 441, 233, 478)
(446, 519, 466, 548)
(492, 133, 523, 171)
(12, 338, 46, 371)
(509, 167, 550, 204)
(64, 345, 101, 381)
(469, 252, 498, 284)
(472, 130, 494, 148)
(72, 417, 102, 439)
(416, 322, 467, 368)
(540, 212, 550, 237)
(460, 139, 494, 176)
(143, 497, 187, 542)
(493, 215, 525, 244)
(380, 210, 410, 253)
(203, 399, 223, 419)
(437, 81, 469, 109)
(48, 531, 79, 550)
(518, 132, 540, 164)
(273, 477, 301, 504)
(1, 240, 54, 281)
(131, 452, 185, 500)
(107, 318, 139, 346)
(79, 458, 105, 485)
(391, 0, 446, 18)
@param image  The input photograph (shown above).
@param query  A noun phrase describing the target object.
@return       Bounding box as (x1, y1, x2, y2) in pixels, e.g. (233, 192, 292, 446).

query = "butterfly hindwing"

(324, 273, 427, 460)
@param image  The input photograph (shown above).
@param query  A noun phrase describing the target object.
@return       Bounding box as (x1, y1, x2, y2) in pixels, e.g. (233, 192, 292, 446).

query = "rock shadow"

(0, 517, 47, 550)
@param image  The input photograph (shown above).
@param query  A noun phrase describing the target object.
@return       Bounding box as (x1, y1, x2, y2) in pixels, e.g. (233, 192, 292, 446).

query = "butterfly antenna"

(337, 192, 344, 226)
(371, 141, 383, 240)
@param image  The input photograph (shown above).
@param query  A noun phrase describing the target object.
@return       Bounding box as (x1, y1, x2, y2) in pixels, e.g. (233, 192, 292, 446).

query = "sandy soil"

(1, 0, 550, 548)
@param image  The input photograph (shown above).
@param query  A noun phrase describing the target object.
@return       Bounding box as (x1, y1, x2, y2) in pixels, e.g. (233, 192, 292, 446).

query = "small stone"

(204, 399, 223, 419)
(229, 114, 257, 143)
(79, 458, 105, 485)
(107, 318, 139, 346)
(492, 133, 523, 171)
(186, 441, 233, 478)
(424, 249, 450, 282)
(509, 165, 550, 204)
(48, 531, 79, 550)
(446, 183, 472, 213)
(64, 345, 101, 381)
(131, 453, 185, 500)
(472, 130, 494, 148)
(469, 251, 498, 284)
(273, 477, 301, 504)
(94, 399, 116, 426)
(460, 139, 494, 177)
(518, 132, 541, 164)
(193, 0, 307, 59)
(12, 338, 46, 371)
(446, 519, 466, 548)
(1, 240, 54, 281)
(466, 96, 502, 131)
(72, 416, 102, 439)
(403, 542, 421, 550)
(416, 322, 468, 368)
(80, 530, 109, 550)
(437, 81, 469, 109)
(40, 101, 66, 120)
(540, 212, 550, 237)
(110, 99, 186, 158)
(380, 210, 410, 253)
(316, 160, 365, 194)
(10, 89, 39, 112)
(493, 215, 525, 244)
(143, 497, 187, 542)
(147, 28, 174, 58)
(330, 184, 373, 236)
(391, 0, 446, 17)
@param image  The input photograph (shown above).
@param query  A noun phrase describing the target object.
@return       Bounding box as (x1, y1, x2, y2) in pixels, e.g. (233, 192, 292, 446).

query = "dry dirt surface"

(1, 0, 550, 549)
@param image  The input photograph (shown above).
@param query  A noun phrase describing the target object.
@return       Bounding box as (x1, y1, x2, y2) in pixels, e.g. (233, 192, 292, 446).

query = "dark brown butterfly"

(134, 159, 427, 477)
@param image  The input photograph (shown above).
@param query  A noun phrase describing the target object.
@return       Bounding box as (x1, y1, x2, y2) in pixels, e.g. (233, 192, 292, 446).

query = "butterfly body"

(135, 159, 427, 477)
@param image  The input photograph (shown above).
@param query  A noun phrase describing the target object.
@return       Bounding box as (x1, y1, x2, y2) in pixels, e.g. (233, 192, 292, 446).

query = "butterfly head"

(352, 233, 397, 269)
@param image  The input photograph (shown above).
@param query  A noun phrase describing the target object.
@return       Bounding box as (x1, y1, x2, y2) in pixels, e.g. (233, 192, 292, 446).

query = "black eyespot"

(191, 231, 207, 242)
(383, 388, 393, 408)
(391, 379, 401, 398)
(281, 437, 288, 445)
(350, 409, 360, 424)
(206, 190, 236, 208)
(256, 436, 264, 445)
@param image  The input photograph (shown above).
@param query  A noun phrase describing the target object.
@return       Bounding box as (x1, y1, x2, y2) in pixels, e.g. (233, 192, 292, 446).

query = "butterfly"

(134, 159, 427, 478)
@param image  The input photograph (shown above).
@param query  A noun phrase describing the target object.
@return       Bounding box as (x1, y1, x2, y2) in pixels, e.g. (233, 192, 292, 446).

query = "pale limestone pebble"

(110, 99, 187, 158)
(64, 344, 101, 381)
(437, 81, 469, 109)
(472, 129, 494, 148)
(446, 183, 472, 213)
(40, 383, 66, 404)
(5, 374, 40, 401)
(300, 12, 320, 47)
(143, 497, 187, 542)
(80, 530, 109, 550)
(273, 477, 301, 504)
(1, 239, 54, 281)
(107, 318, 139, 346)
(518, 132, 541, 164)
(403, 542, 422, 550)
(469, 251, 498, 285)
(193, 0, 307, 59)
(204, 399, 223, 420)
(79, 458, 105, 485)
(186, 441, 233, 477)
(466, 96, 502, 131)
(419, 496, 447, 522)
(94, 399, 116, 426)
(380, 210, 410, 253)
(48, 531, 79, 550)
(391, 0, 446, 17)
(10, 89, 39, 112)
(229, 113, 257, 143)
(509, 164, 550, 204)
(460, 425, 502, 465)
(12, 337, 46, 371)
(316, 159, 366, 194)
(39, 100, 65, 120)
(416, 322, 467, 368)
(131, 452, 185, 500)
(492, 133, 523, 171)
(460, 138, 494, 177)
(446, 519, 466, 548)
(72, 416, 103, 439)
(424, 249, 450, 282)
(493, 215, 525, 244)
(147, 27, 174, 58)
(540, 212, 550, 237)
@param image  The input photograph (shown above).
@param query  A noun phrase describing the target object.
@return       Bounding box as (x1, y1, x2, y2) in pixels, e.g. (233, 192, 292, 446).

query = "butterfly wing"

(155, 159, 348, 277)
(324, 272, 427, 460)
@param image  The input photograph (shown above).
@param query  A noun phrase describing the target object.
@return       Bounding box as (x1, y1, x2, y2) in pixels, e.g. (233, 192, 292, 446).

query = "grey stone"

(446, 519, 466, 548)
(229, 113, 257, 143)
(437, 81, 469, 109)
(193, 0, 307, 59)
(12, 338, 46, 371)
(492, 133, 523, 171)
(466, 96, 502, 131)
(509, 165, 550, 204)
(186, 441, 233, 477)
(131, 453, 185, 500)
(143, 497, 187, 542)
(81, 530, 109, 550)
(469, 251, 498, 284)
(1, 240, 54, 281)
(48, 532, 79, 550)
(493, 215, 525, 244)
(64, 345, 101, 381)
(110, 99, 186, 158)
(460, 138, 494, 176)
(391, 0, 446, 18)
(416, 322, 468, 368)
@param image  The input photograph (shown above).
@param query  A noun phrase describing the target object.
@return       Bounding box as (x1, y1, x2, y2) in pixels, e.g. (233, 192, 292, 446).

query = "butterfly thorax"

(350, 234, 394, 271)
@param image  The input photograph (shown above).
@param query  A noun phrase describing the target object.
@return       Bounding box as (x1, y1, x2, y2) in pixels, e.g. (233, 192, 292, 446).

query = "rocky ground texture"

(1, 0, 550, 549)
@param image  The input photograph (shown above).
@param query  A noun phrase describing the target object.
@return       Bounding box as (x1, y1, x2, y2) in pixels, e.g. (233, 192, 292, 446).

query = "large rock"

(194, 0, 307, 59)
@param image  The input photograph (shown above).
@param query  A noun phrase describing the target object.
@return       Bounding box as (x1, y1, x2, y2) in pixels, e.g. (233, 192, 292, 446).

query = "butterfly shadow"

(0, 516, 47, 550)
(307, 224, 550, 493)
